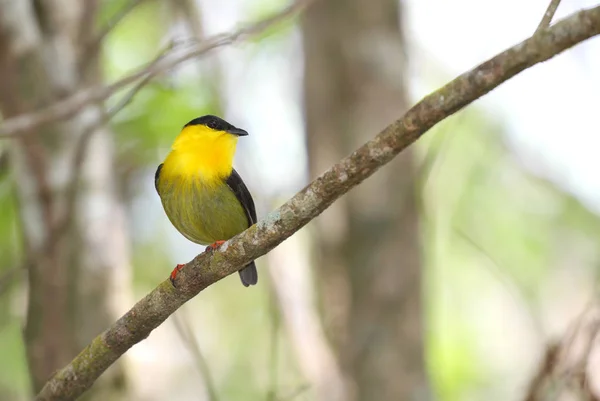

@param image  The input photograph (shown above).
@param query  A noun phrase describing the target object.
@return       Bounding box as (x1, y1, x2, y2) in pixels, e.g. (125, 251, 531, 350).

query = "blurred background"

(0, 0, 599, 400)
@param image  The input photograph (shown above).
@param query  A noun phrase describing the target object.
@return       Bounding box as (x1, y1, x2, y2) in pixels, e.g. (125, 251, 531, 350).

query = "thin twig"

(0, 0, 316, 138)
(536, 0, 562, 33)
(523, 343, 560, 401)
(34, 6, 600, 401)
(453, 227, 543, 332)
(415, 113, 466, 203)
(267, 281, 282, 401)
(277, 384, 310, 401)
(6, 42, 174, 296)
(80, 0, 153, 72)
(0, 37, 169, 303)
(87, 0, 153, 55)
(523, 303, 600, 401)
(172, 311, 219, 401)
(50, 40, 176, 247)
(173, 0, 225, 111)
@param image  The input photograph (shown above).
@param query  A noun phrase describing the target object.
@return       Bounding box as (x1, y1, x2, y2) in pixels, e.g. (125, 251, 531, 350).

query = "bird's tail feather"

(239, 261, 258, 287)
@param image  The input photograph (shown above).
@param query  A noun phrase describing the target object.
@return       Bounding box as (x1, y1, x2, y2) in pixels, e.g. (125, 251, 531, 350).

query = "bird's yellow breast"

(156, 124, 248, 244)
(157, 174, 248, 245)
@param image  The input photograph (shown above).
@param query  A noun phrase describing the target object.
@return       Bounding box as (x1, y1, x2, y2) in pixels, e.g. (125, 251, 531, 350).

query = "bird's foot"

(170, 264, 185, 287)
(205, 240, 226, 252)
(170, 241, 225, 287)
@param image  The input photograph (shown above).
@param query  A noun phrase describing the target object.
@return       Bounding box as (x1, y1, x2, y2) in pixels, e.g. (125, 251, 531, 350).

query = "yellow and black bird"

(154, 115, 258, 287)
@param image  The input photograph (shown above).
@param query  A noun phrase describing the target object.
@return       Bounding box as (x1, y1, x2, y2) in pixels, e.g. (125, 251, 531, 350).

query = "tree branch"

(0, 0, 315, 138)
(35, 5, 600, 401)
(536, 0, 562, 33)
(523, 302, 600, 401)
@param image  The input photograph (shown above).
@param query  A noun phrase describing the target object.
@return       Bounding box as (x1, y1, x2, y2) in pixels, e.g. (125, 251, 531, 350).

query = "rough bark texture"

(33, 5, 600, 401)
(536, 0, 562, 32)
(303, 0, 428, 399)
(0, 1, 131, 400)
(303, 0, 427, 399)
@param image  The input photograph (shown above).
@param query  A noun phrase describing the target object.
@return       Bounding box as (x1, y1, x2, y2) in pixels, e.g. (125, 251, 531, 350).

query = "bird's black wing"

(154, 163, 163, 193)
(226, 168, 257, 226)
(226, 168, 258, 287)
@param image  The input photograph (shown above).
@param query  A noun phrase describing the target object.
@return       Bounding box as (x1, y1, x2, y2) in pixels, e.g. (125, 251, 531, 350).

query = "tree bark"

(267, 233, 348, 401)
(0, 2, 131, 399)
(303, 0, 429, 400)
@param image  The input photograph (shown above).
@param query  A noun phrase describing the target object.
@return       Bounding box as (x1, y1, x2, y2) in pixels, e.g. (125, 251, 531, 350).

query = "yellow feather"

(161, 124, 239, 185)
(155, 116, 258, 286)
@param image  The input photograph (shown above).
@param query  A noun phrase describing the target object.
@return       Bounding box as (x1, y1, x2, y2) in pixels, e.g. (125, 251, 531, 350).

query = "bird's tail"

(239, 261, 258, 287)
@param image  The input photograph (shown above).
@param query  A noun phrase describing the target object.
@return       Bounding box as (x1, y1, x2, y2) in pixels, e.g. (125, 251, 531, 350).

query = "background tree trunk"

(0, 2, 131, 399)
(303, 0, 429, 400)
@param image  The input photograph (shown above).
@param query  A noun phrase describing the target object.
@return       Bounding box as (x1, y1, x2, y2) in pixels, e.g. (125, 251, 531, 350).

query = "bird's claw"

(170, 264, 185, 287)
(170, 241, 225, 287)
(205, 240, 226, 252)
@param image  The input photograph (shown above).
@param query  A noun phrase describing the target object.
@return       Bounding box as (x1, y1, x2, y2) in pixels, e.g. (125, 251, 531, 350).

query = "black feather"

(184, 115, 236, 132)
(226, 168, 257, 226)
(154, 163, 163, 193)
(226, 168, 258, 286)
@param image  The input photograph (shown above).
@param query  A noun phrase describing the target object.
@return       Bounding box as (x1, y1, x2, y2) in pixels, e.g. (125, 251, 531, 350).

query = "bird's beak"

(226, 127, 248, 136)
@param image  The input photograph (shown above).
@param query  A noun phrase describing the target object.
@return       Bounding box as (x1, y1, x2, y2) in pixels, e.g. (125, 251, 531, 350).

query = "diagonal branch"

(34, 5, 600, 401)
(0, 0, 315, 138)
(523, 301, 600, 401)
(51, 40, 177, 251)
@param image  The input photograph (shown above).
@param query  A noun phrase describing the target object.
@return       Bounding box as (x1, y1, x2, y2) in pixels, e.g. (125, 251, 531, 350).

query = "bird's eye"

(207, 120, 217, 129)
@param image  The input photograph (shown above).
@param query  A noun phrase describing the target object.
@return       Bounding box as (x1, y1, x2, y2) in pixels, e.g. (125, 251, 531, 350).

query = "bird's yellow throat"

(162, 124, 239, 184)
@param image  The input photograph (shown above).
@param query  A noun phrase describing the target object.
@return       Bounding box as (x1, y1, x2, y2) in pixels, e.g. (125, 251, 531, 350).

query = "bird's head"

(169, 115, 248, 180)
(173, 115, 248, 151)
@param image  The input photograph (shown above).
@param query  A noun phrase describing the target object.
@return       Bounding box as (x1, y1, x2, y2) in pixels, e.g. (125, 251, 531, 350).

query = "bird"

(154, 115, 258, 287)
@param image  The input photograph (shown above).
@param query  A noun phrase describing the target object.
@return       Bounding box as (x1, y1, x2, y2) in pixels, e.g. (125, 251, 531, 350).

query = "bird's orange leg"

(170, 241, 226, 287)
(170, 264, 185, 286)
(205, 240, 226, 252)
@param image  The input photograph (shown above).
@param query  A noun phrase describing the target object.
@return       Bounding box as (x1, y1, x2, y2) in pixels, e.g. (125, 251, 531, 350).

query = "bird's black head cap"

(184, 115, 234, 131)
(184, 115, 248, 136)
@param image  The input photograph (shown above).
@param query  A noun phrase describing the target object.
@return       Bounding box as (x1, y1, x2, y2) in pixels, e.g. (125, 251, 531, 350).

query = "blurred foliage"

(103, 0, 168, 77)
(0, 157, 29, 398)
(1, 0, 600, 400)
(101, 2, 306, 400)
(419, 108, 600, 401)
(243, 0, 301, 45)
